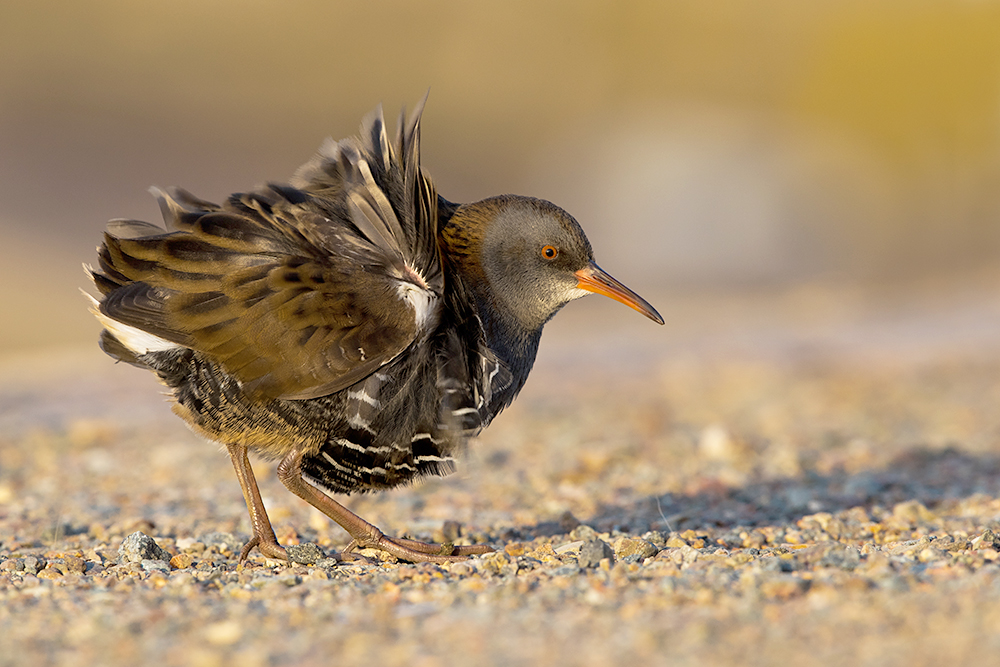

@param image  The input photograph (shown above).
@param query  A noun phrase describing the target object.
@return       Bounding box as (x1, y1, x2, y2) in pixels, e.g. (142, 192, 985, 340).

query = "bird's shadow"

(519, 446, 1000, 540)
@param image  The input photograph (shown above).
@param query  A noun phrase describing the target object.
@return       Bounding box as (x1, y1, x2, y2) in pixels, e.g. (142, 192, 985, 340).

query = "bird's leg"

(226, 442, 288, 563)
(276, 449, 492, 563)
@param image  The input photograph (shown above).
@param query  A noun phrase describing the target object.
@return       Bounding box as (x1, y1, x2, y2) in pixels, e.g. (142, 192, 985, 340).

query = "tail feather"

(98, 329, 144, 367)
(82, 288, 179, 361)
(107, 219, 166, 239)
(152, 186, 221, 231)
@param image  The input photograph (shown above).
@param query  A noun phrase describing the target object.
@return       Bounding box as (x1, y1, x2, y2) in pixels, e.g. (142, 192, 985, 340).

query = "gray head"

(442, 195, 663, 333)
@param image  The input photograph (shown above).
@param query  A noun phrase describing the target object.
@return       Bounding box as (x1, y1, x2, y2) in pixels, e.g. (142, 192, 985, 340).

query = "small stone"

(665, 535, 687, 548)
(170, 553, 194, 569)
(48, 559, 69, 575)
(613, 537, 658, 561)
(286, 543, 325, 565)
(21, 557, 43, 574)
(434, 520, 463, 544)
(569, 525, 598, 542)
(971, 530, 1000, 551)
(578, 539, 615, 568)
(63, 556, 86, 574)
(481, 551, 517, 576)
(798, 513, 844, 540)
(141, 559, 171, 573)
(677, 545, 701, 565)
(504, 542, 527, 557)
(554, 540, 584, 555)
(37, 567, 63, 580)
(95, 550, 118, 565)
(818, 544, 860, 571)
(641, 531, 666, 548)
(118, 532, 172, 564)
(1, 559, 22, 572)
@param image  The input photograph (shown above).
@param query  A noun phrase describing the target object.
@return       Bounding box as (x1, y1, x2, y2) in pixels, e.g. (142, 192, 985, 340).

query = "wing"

(91, 102, 443, 401)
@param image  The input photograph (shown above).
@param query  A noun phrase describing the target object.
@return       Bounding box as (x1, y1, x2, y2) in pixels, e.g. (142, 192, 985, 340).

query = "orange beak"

(574, 262, 664, 325)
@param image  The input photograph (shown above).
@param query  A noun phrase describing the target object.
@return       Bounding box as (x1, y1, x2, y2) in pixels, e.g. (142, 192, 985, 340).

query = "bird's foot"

(238, 534, 289, 566)
(342, 534, 493, 564)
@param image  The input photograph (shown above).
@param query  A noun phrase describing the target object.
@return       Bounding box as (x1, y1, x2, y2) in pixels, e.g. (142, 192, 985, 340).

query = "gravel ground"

(4, 283, 1000, 667)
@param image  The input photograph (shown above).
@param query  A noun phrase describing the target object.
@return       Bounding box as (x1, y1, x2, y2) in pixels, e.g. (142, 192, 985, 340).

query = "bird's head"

(442, 195, 663, 332)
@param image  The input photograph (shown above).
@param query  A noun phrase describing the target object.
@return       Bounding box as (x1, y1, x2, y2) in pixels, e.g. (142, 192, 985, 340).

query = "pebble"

(555, 540, 584, 555)
(22, 556, 43, 574)
(286, 543, 325, 565)
(613, 537, 659, 561)
(480, 551, 518, 576)
(117, 532, 172, 564)
(141, 559, 171, 573)
(570, 525, 599, 542)
(578, 539, 615, 568)
(971, 530, 999, 551)
(64, 556, 86, 574)
(170, 553, 194, 569)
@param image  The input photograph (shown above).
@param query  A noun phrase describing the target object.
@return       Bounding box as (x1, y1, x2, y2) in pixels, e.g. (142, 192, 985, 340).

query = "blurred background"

(3, 0, 1000, 357)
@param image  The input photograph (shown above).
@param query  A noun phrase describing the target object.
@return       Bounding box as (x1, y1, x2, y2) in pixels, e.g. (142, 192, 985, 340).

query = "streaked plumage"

(87, 98, 663, 563)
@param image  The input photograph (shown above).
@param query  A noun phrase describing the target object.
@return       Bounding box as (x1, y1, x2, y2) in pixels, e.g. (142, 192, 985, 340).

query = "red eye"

(542, 245, 558, 260)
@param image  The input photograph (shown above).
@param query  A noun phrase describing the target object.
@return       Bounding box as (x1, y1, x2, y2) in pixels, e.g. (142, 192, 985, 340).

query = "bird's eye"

(542, 245, 558, 260)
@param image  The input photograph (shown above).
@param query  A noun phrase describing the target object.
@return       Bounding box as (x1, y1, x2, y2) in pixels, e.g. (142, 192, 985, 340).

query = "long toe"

(390, 535, 493, 557)
(449, 544, 494, 556)
(363, 536, 491, 563)
(239, 535, 288, 563)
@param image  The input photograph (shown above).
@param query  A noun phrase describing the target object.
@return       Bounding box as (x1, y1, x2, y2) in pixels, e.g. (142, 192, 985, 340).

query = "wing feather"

(92, 102, 443, 401)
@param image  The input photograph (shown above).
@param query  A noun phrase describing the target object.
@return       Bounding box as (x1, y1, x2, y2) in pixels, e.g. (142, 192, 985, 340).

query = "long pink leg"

(226, 442, 288, 563)
(276, 449, 492, 563)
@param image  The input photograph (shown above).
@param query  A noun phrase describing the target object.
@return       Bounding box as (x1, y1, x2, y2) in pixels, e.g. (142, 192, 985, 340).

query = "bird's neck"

(442, 257, 542, 395)
(439, 198, 542, 394)
(474, 292, 542, 391)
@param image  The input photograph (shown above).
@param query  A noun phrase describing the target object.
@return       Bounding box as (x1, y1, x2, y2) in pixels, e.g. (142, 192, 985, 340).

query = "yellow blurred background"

(3, 0, 1000, 355)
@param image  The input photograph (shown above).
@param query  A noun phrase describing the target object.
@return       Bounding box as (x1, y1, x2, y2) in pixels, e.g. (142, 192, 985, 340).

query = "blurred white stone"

(698, 423, 736, 462)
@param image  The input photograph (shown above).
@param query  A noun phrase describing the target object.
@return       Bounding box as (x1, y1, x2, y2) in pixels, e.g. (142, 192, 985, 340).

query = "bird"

(85, 97, 663, 565)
